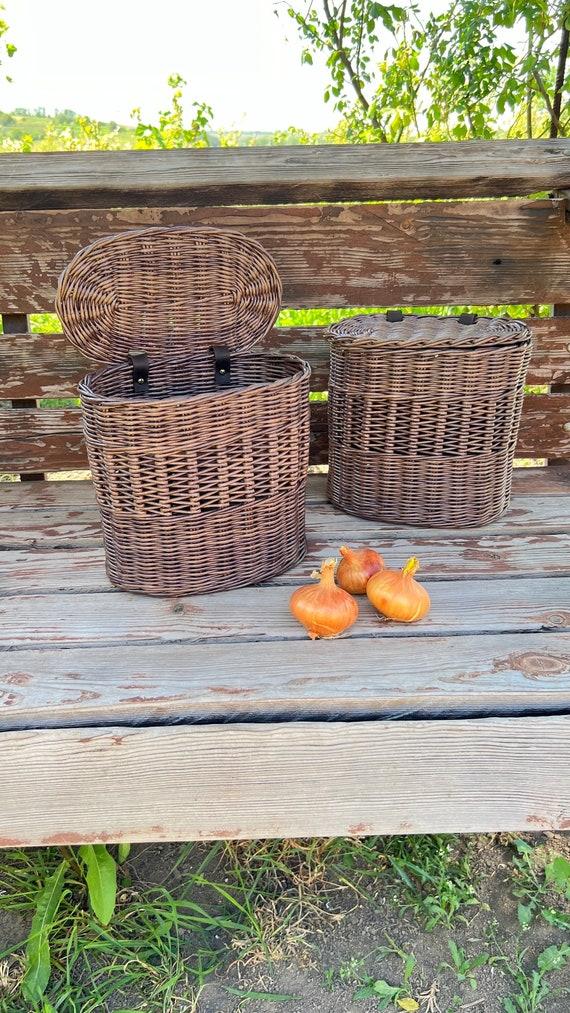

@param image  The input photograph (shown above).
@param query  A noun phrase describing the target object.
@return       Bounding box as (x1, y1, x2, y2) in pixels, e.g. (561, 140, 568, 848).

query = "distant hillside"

(0, 108, 281, 149)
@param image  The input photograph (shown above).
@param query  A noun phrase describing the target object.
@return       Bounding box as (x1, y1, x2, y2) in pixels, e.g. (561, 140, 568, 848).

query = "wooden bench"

(1, 139, 569, 847)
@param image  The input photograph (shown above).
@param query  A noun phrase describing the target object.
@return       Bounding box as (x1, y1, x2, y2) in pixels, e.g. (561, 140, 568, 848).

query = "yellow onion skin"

(366, 556, 430, 623)
(289, 558, 359, 640)
(336, 544, 384, 595)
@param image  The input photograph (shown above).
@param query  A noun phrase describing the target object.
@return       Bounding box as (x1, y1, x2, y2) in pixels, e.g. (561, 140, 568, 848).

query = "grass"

(0, 834, 568, 1011)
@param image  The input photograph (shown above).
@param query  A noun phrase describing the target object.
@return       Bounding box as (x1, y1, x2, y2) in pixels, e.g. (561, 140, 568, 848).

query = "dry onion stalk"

(289, 557, 359, 639)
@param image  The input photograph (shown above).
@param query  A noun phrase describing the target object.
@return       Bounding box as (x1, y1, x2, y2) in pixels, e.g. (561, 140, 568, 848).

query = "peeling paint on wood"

(0, 200, 569, 313)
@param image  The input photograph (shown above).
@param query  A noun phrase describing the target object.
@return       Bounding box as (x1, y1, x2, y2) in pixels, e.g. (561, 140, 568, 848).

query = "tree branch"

(550, 23, 569, 138)
(533, 67, 563, 133)
(321, 0, 386, 137)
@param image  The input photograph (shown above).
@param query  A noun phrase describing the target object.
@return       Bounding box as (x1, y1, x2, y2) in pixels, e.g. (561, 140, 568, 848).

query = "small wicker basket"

(327, 313, 532, 528)
(57, 226, 310, 596)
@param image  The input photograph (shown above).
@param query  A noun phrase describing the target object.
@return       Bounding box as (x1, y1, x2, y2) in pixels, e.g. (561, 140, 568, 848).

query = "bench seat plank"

(0, 716, 568, 846)
(1, 533, 569, 595)
(1, 576, 568, 650)
(0, 633, 568, 731)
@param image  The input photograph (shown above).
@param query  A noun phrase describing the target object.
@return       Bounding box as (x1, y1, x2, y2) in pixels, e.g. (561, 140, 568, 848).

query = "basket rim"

(328, 312, 533, 351)
(79, 351, 310, 408)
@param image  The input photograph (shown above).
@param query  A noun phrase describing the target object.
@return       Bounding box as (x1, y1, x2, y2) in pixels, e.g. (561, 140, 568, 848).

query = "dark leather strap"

(128, 349, 150, 396)
(212, 344, 231, 388)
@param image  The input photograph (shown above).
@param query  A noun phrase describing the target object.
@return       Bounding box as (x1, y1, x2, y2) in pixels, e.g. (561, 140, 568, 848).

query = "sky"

(2, 0, 340, 132)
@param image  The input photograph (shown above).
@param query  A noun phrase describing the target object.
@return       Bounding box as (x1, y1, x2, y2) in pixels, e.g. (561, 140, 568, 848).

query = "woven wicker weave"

(327, 314, 532, 527)
(57, 226, 310, 596)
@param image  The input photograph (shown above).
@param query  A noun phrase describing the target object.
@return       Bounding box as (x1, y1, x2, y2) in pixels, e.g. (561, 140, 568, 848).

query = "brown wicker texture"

(327, 314, 532, 527)
(56, 226, 310, 596)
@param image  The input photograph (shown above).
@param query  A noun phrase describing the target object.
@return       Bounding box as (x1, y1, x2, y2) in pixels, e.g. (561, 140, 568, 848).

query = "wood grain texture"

(0, 199, 568, 314)
(1, 482, 569, 550)
(2, 394, 568, 472)
(0, 633, 568, 731)
(1, 577, 568, 651)
(3, 316, 569, 399)
(0, 716, 568, 845)
(2, 531, 569, 596)
(1, 140, 568, 211)
(0, 408, 85, 472)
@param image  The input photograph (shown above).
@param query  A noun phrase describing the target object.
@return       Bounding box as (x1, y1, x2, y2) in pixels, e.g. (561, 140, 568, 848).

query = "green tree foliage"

(133, 73, 213, 148)
(0, 2, 16, 81)
(285, 1, 570, 140)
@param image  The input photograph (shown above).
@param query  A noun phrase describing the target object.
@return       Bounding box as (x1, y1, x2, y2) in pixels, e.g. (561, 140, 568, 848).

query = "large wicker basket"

(57, 226, 310, 596)
(327, 313, 532, 527)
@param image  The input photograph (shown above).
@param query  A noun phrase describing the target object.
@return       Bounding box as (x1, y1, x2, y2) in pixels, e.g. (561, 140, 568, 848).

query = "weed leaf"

(545, 855, 570, 898)
(536, 943, 570, 974)
(397, 1000, 420, 1011)
(117, 842, 131, 863)
(22, 860, 67, 1003)
(542, 908, 570, 930)
(517, 902, 534, 928)
(79, 844, 117, 925)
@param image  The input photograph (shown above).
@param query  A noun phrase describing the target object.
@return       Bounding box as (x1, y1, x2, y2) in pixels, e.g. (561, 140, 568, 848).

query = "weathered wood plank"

(2, 393, 568, 472)
(1, 140, 568, 211)
(0, 488, 568, 549)
(0, 577, 567, 650)
(0, 200, 568, 314)
(1, 531, 569, 596)
(0, 633, 568, 731)
(0, 408, 86, 472)
(3, 316, 569, 399)
(0, 716, 568, 845)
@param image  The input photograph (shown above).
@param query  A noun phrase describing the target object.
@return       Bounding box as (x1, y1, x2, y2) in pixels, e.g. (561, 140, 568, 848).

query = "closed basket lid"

(328, 312, 532, 351)
(56, 226, 283, 363)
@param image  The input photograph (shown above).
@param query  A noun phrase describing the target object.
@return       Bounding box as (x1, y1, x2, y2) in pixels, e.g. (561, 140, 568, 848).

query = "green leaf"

(117, 842, 131, 863)
(517, 902, 534, 927)
(22, 861, 67, 1003)
(537, 943, 570, 974)
(503, 1000, 517, 1013)
(542, 908, 570, 930)
(79, 844, 117, 925)
(545, 855, 570, 896)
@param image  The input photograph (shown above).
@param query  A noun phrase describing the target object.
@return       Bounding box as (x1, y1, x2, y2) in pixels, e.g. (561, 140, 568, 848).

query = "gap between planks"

(0, 632, 568, 732)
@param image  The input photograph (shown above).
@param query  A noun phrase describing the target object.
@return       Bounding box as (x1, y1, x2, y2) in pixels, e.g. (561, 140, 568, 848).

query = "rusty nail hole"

(493, 258, 502, 265)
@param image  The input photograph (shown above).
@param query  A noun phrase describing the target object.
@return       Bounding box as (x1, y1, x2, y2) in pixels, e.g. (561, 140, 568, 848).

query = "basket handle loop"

(212, 345, 232, 388)
(128, 349, 150, 397)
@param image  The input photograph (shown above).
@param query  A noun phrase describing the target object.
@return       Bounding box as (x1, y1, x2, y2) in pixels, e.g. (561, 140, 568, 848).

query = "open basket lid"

(328, 312, 532, 352)
(56, 226, 283, 363)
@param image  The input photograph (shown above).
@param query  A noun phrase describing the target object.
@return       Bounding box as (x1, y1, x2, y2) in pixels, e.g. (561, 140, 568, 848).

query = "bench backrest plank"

(1, 139, 569, 475)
